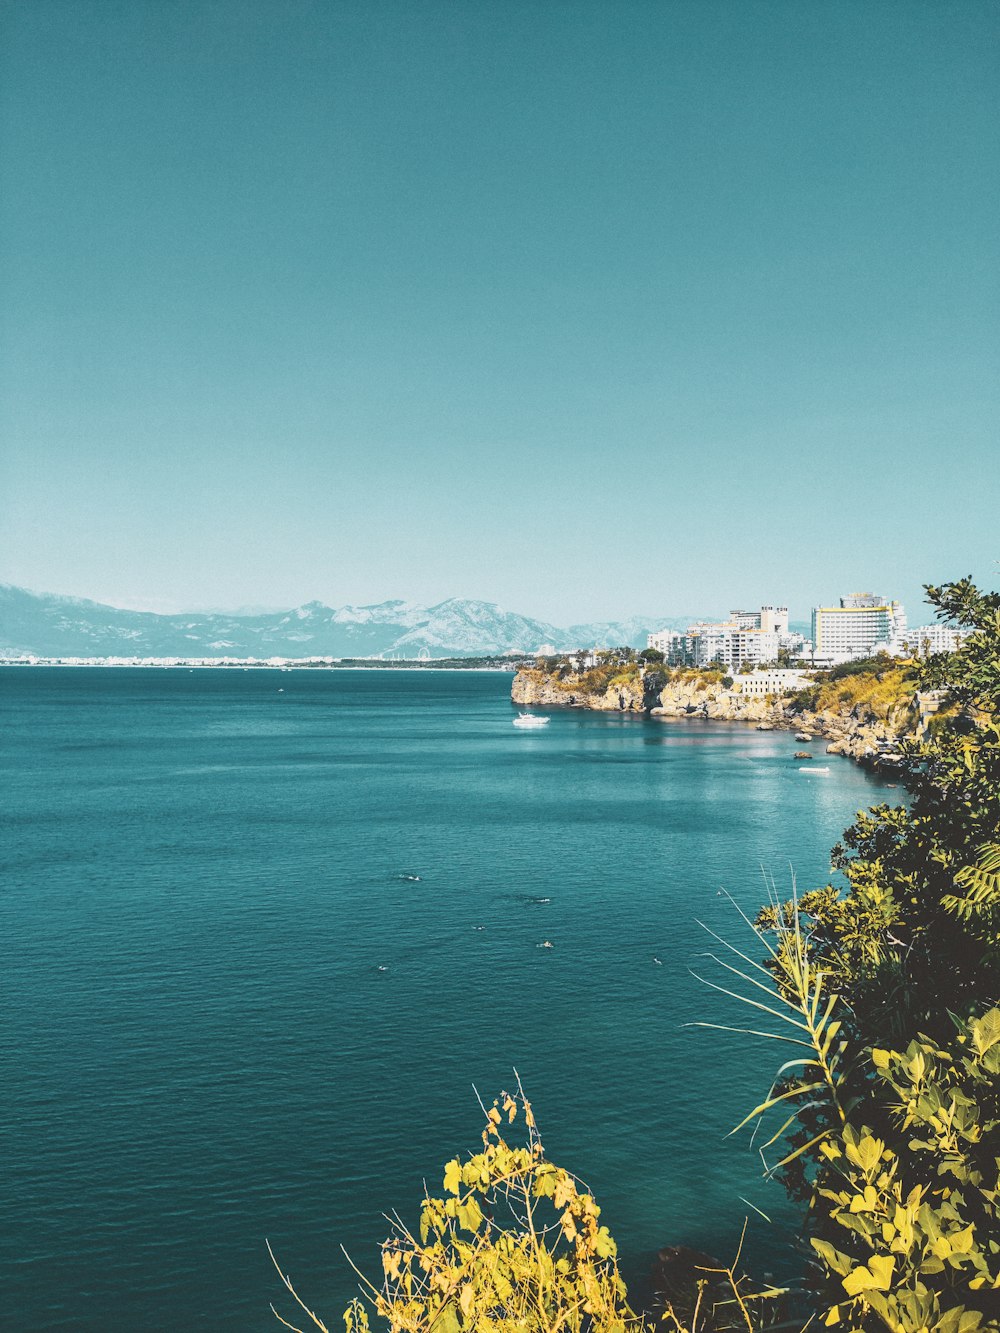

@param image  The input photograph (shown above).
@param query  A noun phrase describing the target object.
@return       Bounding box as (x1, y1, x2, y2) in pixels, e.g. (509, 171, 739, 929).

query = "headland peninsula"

(512, 652, 948, 771)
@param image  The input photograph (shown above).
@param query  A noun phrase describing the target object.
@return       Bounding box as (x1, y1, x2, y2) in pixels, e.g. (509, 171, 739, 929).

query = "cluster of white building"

(884, 623, 973, 658)
(648, 592, 971, 670)
(648, 605, 809, 671)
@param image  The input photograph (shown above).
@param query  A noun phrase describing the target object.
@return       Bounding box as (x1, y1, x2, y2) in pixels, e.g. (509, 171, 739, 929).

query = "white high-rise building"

(760, 605, 790, 635)
(678, 624, 779, 670)
(730, 606, 789, 634)
(646, 629, 683, 656)
(647, 604, 800, 671)
(811, 594, 905, 664)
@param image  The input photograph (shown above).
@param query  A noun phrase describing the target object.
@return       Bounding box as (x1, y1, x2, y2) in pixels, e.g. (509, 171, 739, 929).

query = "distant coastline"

(0, 656, 522, 672)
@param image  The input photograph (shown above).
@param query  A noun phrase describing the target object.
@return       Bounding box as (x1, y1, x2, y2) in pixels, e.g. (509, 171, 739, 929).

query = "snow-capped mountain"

(0, 585, 709, 659)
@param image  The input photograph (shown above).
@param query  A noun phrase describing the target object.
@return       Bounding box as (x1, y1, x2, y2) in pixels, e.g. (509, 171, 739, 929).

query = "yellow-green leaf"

(951, 1224, 975, 1255)
(457, 1198, 483, 1233)
(842, 1255, 894, 1296)
(845, 1133, 884, 1174)
(972, 1009, 1000, 1057)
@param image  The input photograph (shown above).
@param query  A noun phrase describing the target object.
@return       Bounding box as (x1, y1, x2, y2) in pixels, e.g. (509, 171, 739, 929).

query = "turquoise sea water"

(2, 667, 903, 1330)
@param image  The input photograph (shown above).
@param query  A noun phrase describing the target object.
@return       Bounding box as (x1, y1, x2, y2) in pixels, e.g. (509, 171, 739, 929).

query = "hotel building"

(811, 594, 906, 665)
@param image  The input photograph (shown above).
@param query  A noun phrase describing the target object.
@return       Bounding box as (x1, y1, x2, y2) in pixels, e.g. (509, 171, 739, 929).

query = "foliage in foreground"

(815, 1015, 1000, 1331)
(702, 896, 1000, 1332)
(270, 1089, 769, 1333)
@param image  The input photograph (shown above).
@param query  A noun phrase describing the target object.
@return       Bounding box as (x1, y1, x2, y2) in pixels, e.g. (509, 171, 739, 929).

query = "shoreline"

(512, 667, 920, 774)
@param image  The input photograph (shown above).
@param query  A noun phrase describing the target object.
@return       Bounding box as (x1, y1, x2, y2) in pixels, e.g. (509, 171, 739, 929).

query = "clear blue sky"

(1, 0, 997, 624)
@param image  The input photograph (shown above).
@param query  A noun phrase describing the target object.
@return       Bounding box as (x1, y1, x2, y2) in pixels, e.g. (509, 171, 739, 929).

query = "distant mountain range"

(0, 585, 715, 659)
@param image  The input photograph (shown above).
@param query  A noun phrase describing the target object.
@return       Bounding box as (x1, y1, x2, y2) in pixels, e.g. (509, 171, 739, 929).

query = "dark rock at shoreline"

(649, 1244, 739, 1329)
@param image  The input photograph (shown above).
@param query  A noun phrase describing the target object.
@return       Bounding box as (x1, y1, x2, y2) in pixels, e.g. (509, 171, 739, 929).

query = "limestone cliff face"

(511, 668, 920, 767)
(649, 679, 784, 725)
(651, 678, 917, 762)
(800, 698, 918, 763)
(511, 667, 651, 712)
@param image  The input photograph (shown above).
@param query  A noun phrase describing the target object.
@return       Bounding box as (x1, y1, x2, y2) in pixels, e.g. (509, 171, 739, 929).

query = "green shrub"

(811, 1013, 1000, 1331)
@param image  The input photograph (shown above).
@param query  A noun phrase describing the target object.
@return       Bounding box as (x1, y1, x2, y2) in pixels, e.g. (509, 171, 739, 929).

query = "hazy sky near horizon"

(1, 0, 997, 624)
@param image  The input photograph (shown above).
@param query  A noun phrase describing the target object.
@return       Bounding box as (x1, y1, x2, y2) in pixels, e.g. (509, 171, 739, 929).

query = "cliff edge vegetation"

(511, 655, 658, 712)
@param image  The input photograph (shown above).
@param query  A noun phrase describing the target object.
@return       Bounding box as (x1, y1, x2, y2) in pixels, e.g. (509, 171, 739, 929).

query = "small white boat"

(513, 712, 550, 729)
(799, 765, 831, 774)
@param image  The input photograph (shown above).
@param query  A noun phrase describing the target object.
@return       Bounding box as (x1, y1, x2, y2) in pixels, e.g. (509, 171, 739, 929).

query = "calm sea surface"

(2, 667, 902, 1330)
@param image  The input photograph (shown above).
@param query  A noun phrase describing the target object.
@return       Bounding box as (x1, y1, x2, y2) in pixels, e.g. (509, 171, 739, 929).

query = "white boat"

(513, 712, 550, 729)
(799, 765, 830, 774)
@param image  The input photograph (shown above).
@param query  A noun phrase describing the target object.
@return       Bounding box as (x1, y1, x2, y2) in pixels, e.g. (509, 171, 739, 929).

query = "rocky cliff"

(511, 668, 921, 768)
(512, 666, 655, 712)
(648, 677, 785, 725)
